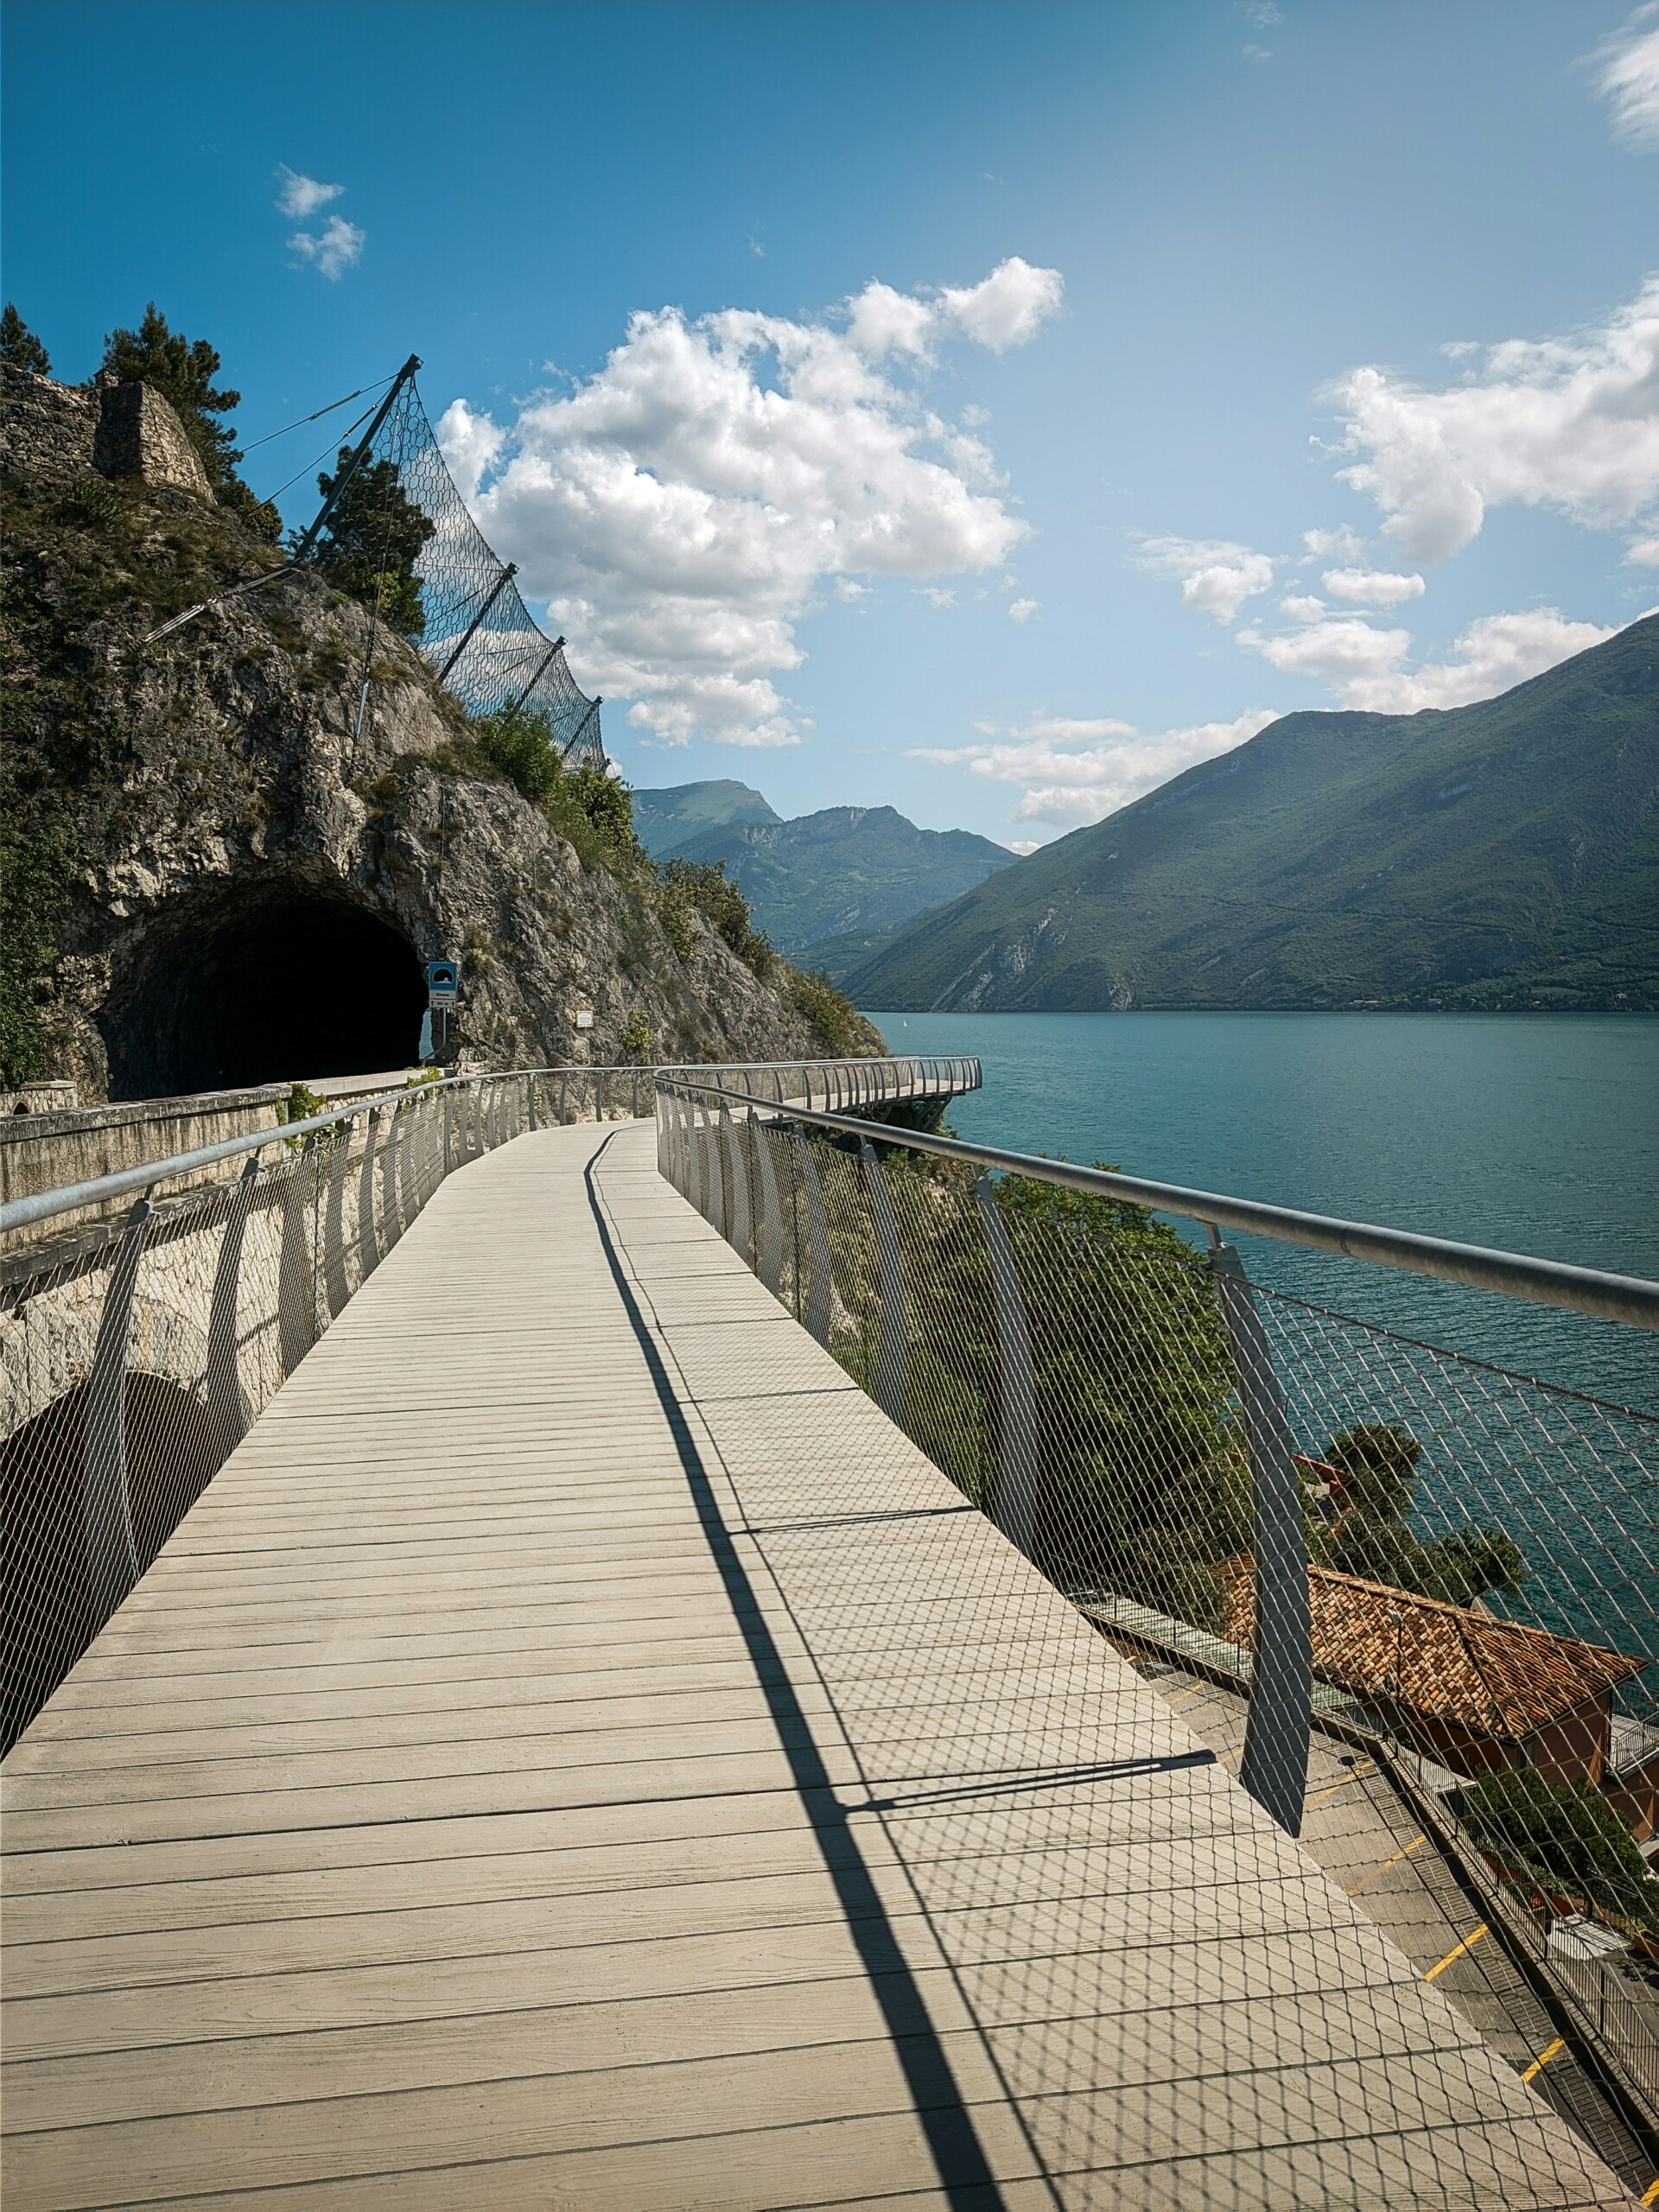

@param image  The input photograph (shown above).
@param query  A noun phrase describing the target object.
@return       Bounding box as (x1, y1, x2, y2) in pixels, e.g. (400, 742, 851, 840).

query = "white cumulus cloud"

(937, 257, 1065, 350)
(1588, 4, 1659, 146)
(913, 708, 1278, 827)
(1321, 566, 1426, 605)
(290, 213, 364, 280)
(1239, 605, 1618, 712)
(1135, 535, 1274, 622)
(275, 165, 342, 219)
(438, 262, 1059, 747)
(1239, 616, 1412, 689)
(1303, 524, 1366, 561)
(1007, 596, 1039, 623)
(1328, 278, 1659, 562)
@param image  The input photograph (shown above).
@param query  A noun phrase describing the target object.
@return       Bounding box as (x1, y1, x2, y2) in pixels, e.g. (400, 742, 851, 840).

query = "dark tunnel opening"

(107, 880, 428, 1098)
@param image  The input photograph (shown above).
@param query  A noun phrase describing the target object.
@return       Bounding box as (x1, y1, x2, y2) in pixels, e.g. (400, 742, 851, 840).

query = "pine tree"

(311, 449, 435, 635)
(101, 304, 240, 486)
(1, 304, 51, 375)
(99, 304, 280, 537)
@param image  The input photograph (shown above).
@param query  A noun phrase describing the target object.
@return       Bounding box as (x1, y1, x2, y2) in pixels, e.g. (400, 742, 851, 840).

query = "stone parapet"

(92, 374, 212, 498)
(0, 363, 211, 497)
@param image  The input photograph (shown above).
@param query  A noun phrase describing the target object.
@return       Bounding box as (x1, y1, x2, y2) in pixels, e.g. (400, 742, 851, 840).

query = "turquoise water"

(864, 1011, 1659, 1414)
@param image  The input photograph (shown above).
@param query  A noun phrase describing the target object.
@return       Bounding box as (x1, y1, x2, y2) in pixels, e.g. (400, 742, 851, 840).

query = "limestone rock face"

(2, 371, 880, 1102)
(92, 377, 213, 499)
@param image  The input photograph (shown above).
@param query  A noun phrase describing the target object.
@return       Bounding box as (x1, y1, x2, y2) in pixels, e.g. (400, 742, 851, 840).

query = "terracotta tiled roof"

(1221, 1560, 1647, 1738)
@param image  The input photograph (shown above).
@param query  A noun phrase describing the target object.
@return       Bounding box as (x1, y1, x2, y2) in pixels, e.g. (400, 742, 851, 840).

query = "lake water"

(862, 1011, 1659, 1415)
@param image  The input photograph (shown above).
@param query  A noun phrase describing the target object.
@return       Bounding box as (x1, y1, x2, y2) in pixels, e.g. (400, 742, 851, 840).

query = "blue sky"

(6, 0, 1657, 844)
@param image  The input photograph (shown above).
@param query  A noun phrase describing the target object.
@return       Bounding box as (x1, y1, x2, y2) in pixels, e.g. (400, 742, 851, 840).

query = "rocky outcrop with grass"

(0, 361, 880, 1100)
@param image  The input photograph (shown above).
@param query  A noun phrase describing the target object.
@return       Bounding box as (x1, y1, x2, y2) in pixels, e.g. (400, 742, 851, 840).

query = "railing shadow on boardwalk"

(655, 1073, 1659, 2190)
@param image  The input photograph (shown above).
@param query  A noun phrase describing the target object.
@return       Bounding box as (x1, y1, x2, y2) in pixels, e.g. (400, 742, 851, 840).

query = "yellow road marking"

(1166, 1684, 1207, 1708)
(1345, 1834, 1427, 1897)
(1304, 1758, 1376, 1808)
(1217, 1747, 1243, 1768)
(1639, 2177, 1659, 2204)
(1520, 2037, 1566, 2084)
(1425, 1923, 1489, 1982)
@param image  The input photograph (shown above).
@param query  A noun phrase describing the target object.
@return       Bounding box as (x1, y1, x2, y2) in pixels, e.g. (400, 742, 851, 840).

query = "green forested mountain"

(847, 615, 1659, 1012)
(632, 779, 781, 852)
(632, 781, 1014, 958)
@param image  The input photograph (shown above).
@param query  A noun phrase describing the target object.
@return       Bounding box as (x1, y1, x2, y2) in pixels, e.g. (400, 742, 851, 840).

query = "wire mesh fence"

(294, 363, 606, 763)
(656, 1080, 1659, 2175)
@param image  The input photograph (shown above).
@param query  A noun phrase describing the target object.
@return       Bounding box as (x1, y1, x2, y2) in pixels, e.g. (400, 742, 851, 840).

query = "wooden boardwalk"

(1, 1123, 1634, 2209)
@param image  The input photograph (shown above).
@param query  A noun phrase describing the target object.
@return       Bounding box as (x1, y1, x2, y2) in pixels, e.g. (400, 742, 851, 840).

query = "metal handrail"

(0, 1058, 979, 1238)
(661, 1079, 1659, 1335)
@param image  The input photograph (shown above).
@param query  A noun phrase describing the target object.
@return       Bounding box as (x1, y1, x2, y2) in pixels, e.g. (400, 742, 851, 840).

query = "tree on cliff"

(99, 304, 280, 538)
(310, 449, 434, 635)
(1, 305, 50, 375)
(1314, 1422, 1525, 1606)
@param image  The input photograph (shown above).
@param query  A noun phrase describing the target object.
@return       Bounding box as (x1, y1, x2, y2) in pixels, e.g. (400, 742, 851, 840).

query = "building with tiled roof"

(1222, 1560, 1649, 1802)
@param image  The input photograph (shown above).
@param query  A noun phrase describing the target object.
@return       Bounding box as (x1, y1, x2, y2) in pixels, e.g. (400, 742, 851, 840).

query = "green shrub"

(1453, 1768, 1657, 1936)
(1314, 1421, 1526, 1606)
(786, 966, 862, 1055)
(470, 705, 645, 879)
(658, 857, 772, 975)
(0, 780, 75, 1087)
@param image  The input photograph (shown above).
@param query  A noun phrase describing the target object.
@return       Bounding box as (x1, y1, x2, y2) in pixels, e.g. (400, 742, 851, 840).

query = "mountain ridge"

(632, 781, 1014, 962)
(846, 616, 1659, 1012)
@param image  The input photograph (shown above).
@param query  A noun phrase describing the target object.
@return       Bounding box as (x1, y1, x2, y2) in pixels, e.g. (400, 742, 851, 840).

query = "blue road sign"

(426, 959, 460, 1008)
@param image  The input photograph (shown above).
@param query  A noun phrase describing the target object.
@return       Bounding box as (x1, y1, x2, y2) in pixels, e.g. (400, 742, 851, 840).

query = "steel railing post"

(206, 1154, 263, 1455)
(1209, 1233, 1313, 1836)
(753, 1109, 784, 1295)
(280, 1137, 320, 1375)
(704, 1099, 724, 1230)
(397, 1096, 417, 1230)
(82, 1195, 149, 1611)
(975, 1174, 1040, 1559)
(795, 1131, 833, 1345)
(323, 1119, 353, 1314)
(358, 1109, 381, 1275)
(721, 1106, 751, 1262)
(860, 1138, 906, 1425)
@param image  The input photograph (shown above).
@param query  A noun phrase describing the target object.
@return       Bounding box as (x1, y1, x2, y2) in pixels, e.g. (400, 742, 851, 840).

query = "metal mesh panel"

(656, 1082, 1659, 2195)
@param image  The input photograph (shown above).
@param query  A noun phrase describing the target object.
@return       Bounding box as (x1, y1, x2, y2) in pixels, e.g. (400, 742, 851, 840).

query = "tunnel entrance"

(107, 879, 427, 1097)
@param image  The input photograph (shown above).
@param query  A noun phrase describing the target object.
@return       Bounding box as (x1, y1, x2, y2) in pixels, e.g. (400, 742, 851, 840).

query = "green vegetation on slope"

(468, 708, 871, 1051)
(633, 781, 1015, 954)
(848, 617, 1659, 1011)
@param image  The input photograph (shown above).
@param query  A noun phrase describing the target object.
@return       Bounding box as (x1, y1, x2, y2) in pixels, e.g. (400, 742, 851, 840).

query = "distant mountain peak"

(630, 779, 1016, 969)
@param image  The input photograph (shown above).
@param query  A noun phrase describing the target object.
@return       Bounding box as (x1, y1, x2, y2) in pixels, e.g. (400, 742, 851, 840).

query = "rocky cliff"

(1, 364, 881, 1100)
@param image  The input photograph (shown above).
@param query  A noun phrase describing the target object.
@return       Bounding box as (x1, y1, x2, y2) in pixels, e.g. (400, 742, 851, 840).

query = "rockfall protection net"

(654, 1082, 1659, 2200)
(296, 367, 606, 766)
